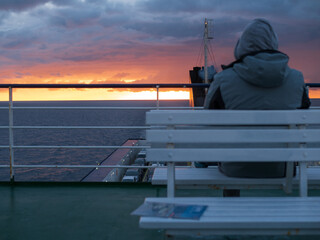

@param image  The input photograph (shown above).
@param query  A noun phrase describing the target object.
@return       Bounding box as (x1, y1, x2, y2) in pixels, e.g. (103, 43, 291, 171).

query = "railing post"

(155, 85, 160, 167)
(167, 129, 175, 197)
(156, 85, 159, 109)
(8, 87, 15, 182)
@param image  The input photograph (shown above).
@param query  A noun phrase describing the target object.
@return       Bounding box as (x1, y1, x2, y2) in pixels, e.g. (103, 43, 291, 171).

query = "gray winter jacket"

(204, 19, 310, 178)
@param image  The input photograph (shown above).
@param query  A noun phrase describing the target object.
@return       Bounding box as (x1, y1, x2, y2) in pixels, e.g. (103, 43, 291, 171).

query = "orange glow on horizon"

(309, 89, 320, 99)
(120, 90, 190, 100)
(0, 88, 191, 101)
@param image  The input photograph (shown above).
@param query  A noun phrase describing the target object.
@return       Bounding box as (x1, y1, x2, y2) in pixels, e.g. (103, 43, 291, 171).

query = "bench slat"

(165, 229, 320, 236)
(147, 129, 320, 143)
(145, 197, 320, 204)
(146, 110, 320, 125)
(147, 148, 320, 162)
(151, 167, 320, 189)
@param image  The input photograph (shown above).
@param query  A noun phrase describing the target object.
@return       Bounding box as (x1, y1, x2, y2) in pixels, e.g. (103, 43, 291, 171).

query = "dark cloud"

(59, 53, 107, 62)
(139, 0, 320, 17)
(0, 11, 9, 24)
(0, 0, 79, 11)
(1, 30, 38, 49)
(125, 18, 201, 39)
(50, 72, 61, 77)
(276, 22, 320, 46)
(138, 0, 214, 13)
(0, 0, 47, 11)
(112, 72, 131, 79)
(99, 15, 130, 28)
(48, 7, 101, 28)
(50, 0, 79, 7)
(137, 0, 320, 46)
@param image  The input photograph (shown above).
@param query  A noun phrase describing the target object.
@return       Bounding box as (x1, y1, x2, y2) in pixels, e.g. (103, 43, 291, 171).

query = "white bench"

(139, 110, 320, 237)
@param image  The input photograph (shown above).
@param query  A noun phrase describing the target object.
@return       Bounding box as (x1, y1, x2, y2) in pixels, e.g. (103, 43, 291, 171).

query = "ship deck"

(1, 182, 320, 240)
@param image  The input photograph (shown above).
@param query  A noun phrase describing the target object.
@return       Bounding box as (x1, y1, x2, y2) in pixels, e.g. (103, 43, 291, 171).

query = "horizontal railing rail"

(0, 126, 150, 129)
(0, 165, 191, 169)
(0, 83, 319, 182)
(0, 145, 150, 149)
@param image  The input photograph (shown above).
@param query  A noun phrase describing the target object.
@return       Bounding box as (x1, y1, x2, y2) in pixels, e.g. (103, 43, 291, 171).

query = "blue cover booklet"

(132, 202, 207, 220)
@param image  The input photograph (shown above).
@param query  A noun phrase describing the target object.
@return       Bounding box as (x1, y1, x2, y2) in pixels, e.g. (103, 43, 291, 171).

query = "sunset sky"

(0, 0, 319, 100)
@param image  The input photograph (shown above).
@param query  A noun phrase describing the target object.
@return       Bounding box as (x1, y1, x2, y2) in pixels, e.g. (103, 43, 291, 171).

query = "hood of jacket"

(233, 19, 288, 88)
(233, 52, 289, 88)
(234, 19, 278, 60)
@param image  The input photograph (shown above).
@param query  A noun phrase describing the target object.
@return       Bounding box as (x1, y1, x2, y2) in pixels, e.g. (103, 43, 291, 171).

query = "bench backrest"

(146, 110, 320, 197)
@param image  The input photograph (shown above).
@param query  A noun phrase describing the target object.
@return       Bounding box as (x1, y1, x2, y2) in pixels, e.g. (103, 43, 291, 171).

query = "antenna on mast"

(204, 18, 213, 84)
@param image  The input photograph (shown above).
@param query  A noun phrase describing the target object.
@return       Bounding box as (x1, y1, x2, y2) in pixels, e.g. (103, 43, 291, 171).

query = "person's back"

(204, 19, 310, 179)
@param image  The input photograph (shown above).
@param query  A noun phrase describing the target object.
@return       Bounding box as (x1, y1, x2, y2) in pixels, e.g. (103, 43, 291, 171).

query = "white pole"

(204, 18, 208, 84)
(9, 87, 14, 182)
(156, 85, 159, 109)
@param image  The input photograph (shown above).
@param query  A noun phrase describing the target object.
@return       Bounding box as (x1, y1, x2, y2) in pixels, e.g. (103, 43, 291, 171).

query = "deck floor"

(0, 182, 319, 240)
(0, 183, 165, 240)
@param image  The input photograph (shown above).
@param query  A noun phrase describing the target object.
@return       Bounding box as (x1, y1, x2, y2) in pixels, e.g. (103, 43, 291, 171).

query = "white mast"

(204, 18, 213, 84)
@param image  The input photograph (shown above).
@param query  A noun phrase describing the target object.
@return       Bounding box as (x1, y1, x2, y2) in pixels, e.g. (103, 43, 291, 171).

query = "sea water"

(0, 100, 189, 181)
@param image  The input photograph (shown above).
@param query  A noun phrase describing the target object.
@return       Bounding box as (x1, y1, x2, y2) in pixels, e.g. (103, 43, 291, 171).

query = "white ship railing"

(0, 83, 209, 181)
(0, 83, 319, 181)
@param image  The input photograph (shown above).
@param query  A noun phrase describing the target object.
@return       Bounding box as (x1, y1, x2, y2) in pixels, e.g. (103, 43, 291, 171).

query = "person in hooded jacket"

(203, 19, 311, 196)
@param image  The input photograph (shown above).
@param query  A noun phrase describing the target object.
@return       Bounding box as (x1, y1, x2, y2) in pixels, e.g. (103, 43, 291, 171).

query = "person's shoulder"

(286, 67, 304, 84)
(214, 68, 236, 81)
(288, 67, 303, 78)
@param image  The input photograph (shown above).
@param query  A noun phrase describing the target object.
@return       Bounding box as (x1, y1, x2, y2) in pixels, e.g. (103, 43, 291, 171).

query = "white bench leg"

(284, 162, 294, 194)
(299, 162, 308, 197)
(167, 162, 175, 198)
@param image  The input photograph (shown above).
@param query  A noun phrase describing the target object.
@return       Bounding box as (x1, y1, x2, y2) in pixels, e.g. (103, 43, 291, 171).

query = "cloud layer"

(0, 0, 319, 90)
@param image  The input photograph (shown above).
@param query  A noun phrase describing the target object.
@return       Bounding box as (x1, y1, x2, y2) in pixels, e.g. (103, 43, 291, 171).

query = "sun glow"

(120, 90, 190, 100)
(0, 88, 191, 101)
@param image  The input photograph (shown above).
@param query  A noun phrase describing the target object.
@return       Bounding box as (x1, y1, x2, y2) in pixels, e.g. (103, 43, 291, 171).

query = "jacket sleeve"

(203, 78, 225, 109)
(299, 86, 311, 109)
